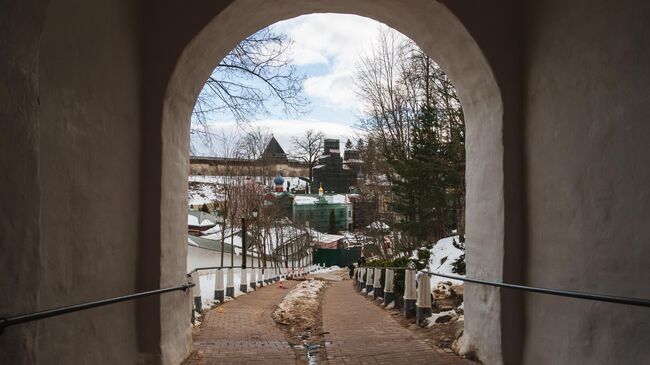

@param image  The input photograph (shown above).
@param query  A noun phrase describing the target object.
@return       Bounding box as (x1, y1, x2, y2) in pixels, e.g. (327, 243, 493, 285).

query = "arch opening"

(160, 1, 508, 363)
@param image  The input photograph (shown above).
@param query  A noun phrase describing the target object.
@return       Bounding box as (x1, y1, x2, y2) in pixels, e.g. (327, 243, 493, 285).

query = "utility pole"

(241, 217, 247, 269)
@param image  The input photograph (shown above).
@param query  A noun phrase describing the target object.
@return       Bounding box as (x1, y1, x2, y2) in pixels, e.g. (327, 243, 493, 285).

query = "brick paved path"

(183, 281, 299, 365)
(321, 280, 473, 365)
(184, 275, 472, 365)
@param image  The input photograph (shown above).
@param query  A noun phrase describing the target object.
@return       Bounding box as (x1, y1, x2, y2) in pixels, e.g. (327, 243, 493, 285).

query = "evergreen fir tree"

(386, 106, 447, 249)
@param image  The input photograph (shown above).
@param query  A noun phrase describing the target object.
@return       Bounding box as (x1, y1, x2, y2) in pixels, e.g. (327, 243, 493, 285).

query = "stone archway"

(159, 1, 512, 363)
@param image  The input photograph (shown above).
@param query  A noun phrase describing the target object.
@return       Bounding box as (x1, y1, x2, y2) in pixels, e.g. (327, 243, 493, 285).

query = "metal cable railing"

(0, 283, 194, 333)
(360, 266, 650, 308)
(188, 265, 299, 274)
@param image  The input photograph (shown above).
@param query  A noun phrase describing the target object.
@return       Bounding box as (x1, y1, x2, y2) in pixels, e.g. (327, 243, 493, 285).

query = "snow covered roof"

(293, 194, 349, 205)
(310, 231, 346, 244)
(324, 194, 348, 204)
(294, 195, 320, 205)
(187, 235, 234, 252)
(187, 211, 218, 227)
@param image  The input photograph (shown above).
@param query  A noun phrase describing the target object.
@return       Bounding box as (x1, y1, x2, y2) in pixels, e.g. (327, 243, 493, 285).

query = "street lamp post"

(240, 209, 258, 293)
(240, 217, 248, 293)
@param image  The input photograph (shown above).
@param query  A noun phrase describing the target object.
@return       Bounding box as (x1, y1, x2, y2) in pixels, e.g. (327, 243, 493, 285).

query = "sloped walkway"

(183, 281, 298, 365)
(321, 280, 473, 365)
(183, 275, 472, 365)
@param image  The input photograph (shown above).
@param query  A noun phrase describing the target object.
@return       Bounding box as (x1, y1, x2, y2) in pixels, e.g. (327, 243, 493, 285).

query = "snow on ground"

(319, 265, 340, 272)
(189, 175, 307, 194)
(272, 279, 327, 330)
(426, 235, 465, 288)
(311, 266, 346, 281)
(426, 310, 463, 328)
(188, 181, 220, 206)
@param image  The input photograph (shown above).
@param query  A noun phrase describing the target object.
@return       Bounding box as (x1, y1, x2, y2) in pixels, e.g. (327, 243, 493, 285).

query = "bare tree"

(353, 26, 466, 249)
(191, 28, 309, 155)
(354, 27, 421, 162)
(290, 129, 324, 183)
(236, 127, 274, 183)
(237, 127, 273, 161)
(213, 130, 246, 267)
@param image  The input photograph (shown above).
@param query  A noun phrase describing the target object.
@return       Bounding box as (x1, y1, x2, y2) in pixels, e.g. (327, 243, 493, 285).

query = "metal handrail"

(360, 266, 650, 308)
(188, 265, 309, 274)
(0, 283, 194, 333)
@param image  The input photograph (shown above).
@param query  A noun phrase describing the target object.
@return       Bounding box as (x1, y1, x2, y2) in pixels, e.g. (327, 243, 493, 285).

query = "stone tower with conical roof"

(261, 136, 288, 163)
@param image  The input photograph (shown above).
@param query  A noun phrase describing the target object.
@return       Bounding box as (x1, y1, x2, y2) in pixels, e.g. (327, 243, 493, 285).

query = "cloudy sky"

(192, 14, 402, 156)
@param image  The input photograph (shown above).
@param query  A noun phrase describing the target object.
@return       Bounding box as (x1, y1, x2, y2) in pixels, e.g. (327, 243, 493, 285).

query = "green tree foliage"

(452, 254, 466, 275)
(355, 28, 465, 252)
(386, 107, 447, 247)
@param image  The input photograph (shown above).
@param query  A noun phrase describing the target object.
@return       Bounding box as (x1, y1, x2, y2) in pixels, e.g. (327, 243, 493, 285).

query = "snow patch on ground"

(311, 267, 347, 281)
(426, 235, 465, 288)
(425, 309, 459, 328)
(272, 279, 327, 330)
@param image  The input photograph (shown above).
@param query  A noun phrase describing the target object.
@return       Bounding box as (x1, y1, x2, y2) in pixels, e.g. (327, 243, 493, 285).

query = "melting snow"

(272, 279, 327, 329)
(426, 235, 465, 288)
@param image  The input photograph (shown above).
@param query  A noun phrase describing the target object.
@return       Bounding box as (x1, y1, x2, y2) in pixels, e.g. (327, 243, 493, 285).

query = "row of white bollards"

(355, 267, 432, 326)
(190, 264, 326, 317)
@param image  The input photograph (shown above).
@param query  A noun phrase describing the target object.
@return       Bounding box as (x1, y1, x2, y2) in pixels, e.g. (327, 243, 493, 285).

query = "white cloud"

(273, 14, 396, 110)
(303, 69, 356, 109)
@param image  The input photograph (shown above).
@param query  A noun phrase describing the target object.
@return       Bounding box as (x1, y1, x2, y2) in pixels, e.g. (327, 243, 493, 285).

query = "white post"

(416, 272, 432, 325)
(373, 267, 383, 299)
(226, 268, 234, 297)
(403, 269, 417, 318)
(214, 269, 225, 302)
(257, 268, 263, 287)
(191, 271, 202, 313)
(365, 267, 374, 295)
(384, 269, 395, 306)
(249, 268, 257, 290)
(239, 268, 248, 293)
(358, 267, 366, 291)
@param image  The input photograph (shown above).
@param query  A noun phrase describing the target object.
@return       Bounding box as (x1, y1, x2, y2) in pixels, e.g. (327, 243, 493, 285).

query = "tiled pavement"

(183, 280, 299, 365)
(321, 280, 474, 365)
(183, 275, 473, 364)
